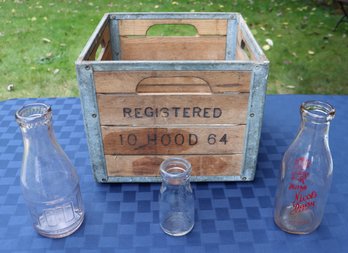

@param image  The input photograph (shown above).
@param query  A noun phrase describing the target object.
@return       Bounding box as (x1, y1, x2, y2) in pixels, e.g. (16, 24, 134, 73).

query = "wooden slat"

(118, 19, 228, 36)
(120, 36, 226, 60)
(94, 71, 251, 93)
(105, 154, 242, 177)
(235, 27, 255, 61)
(101, 42, 112, 60)
(235, 46, 250, 61)
(87, 25, 111, 60)
(101, 126, 245, 155)
(97, 94, 249, 125)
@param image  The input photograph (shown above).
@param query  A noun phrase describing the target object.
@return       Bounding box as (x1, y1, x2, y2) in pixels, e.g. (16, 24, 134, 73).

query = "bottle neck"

(16, 103, 57, 150)
(301, 116, 330, 134)
(297, 100, 335, 143)
(160, 158, 192, 186)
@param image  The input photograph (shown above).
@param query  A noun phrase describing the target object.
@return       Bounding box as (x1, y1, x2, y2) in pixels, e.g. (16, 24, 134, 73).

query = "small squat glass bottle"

(16, 103, 85, 238)
(274, 100, 335, 234)
(159, 158, 194, 236)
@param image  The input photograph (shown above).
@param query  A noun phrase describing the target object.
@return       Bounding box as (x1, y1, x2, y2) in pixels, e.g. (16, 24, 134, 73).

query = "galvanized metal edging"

(240, 63, 269, 181)
(108, 12, 239, 20)
(225, 18, 238, 60)
(238, 15, 267, 62)
(76, 64, 108, 183)
(83, 60, 269, 72)
(76, 13, 110, 62)
(109, 17, 121, 60)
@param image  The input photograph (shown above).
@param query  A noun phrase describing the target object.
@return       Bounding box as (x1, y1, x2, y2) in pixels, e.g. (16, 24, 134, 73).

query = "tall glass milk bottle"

(274, 100, 335, 234)
(16, 103, 84, 238)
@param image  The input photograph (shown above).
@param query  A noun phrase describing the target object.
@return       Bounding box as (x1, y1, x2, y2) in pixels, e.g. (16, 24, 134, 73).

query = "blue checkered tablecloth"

(1, 95, 347, 253)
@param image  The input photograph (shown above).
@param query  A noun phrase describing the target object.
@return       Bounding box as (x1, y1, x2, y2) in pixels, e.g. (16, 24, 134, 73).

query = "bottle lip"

(301, 100, 335, 122)
(15, 103, 52, 126)
(160, 157, 192, 179)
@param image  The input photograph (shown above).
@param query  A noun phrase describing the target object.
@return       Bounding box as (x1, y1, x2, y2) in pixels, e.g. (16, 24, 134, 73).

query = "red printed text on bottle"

(288, 157, 317, 215)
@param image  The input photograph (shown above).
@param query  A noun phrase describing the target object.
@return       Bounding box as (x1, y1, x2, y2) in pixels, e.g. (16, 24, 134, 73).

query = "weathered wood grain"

(120, 36, 226, 60)
(105, 154, 242, 177)
(101, 126, 245, 155)
(97, 94, 249, 125)
(118, 19, 228, 36)
(94, 71, 251, 93)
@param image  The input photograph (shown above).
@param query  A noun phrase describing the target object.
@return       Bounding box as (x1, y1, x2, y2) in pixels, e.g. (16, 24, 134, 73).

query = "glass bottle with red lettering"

(274, 100, 335, 234)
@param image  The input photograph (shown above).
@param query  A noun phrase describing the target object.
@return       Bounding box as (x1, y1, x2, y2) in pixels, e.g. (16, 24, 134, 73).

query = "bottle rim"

(15, 103, 52, 126)
(301, 100, 335, 122)
(160, 157, 192, 179)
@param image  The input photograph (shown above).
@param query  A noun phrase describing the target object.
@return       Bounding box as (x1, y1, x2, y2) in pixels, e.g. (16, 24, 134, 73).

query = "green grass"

(0, 0, 347, 100)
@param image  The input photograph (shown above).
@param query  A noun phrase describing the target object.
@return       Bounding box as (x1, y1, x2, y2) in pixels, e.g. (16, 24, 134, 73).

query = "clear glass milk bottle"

(274, 100, 335, 234)
(16, 103, 85, 238)
(159, 157, 195, 236)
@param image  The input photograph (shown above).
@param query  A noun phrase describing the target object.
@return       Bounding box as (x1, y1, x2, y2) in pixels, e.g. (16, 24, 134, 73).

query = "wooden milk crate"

(75, 13, 269, 183)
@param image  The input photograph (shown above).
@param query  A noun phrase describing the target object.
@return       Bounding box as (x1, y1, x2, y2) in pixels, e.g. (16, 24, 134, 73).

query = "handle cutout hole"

(146, 24, 198, 36)
(137, 76, 212, 94)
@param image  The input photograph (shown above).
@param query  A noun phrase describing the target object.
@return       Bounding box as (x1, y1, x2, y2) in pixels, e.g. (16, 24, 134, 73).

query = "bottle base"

(160, 212, 194, 236)
(35, 210, 85, 238)
(274, 206, 319, 234)
(274, 218, 315, 235)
